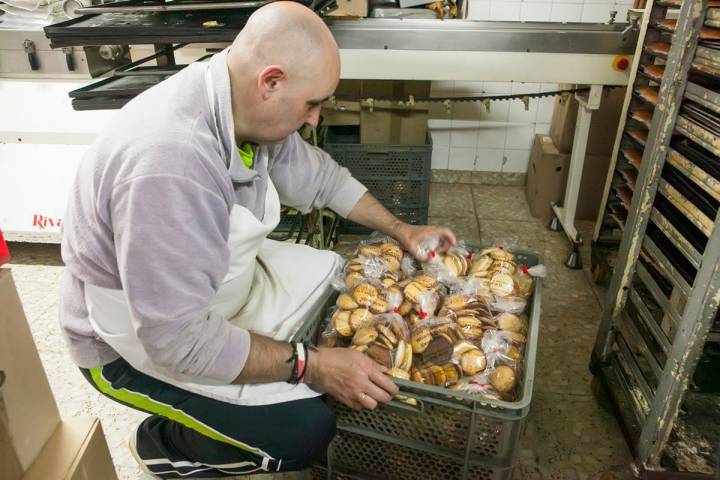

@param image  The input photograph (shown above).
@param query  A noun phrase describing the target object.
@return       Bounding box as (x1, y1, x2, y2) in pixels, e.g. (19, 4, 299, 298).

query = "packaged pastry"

(344, 236, 407, 285)
(450, 377, 502, 401)
(491, 296, 528, 314)
(489, 365, 518, 395)
(451, 340, 487, 376)
(481, 329, 518, 370)
(410, 362, 462, 387)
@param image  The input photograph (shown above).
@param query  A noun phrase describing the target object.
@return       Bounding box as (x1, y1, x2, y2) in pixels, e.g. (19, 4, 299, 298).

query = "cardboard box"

(1, 417, 23, 480)
(0, 268, 61, 479)
(526, 135, 570, 220)
(526, 135, 612, 221)
(324, 0, 367, 17)
(321, 80, 361, 126)
(576, 152, 612, 221)
(322, 80, 431, 145)
(360, 80, 431, 145)
(550, 84, 625, 154)
(23, 417, 118, 480)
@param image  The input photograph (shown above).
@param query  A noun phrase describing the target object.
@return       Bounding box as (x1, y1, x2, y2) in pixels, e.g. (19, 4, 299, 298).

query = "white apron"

(84, 63, 342, 406)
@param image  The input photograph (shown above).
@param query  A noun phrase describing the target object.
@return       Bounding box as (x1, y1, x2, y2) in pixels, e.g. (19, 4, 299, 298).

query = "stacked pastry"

(323, 238, 540, 402)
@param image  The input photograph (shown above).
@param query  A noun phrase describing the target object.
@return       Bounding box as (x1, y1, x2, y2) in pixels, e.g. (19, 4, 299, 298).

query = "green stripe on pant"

(81, 357, 335, 479)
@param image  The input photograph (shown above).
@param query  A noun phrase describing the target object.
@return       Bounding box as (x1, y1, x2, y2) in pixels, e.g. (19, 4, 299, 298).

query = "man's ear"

(258, 65, 286, 100)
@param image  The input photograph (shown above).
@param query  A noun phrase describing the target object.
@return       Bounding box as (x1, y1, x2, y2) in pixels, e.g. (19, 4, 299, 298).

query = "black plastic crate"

(323, 126, 432, 234)
(326, 430, 515, 480)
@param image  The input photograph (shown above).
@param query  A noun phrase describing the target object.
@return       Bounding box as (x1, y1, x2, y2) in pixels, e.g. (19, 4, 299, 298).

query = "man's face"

(259, 59, 339, 143)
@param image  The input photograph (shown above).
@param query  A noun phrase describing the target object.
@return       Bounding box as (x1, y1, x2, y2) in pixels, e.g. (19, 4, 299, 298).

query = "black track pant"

(80, 358, 335, 478)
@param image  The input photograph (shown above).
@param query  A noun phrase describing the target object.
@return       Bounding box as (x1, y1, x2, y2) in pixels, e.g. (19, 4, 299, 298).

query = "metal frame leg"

(565, 241, 582, 269)
(550, 84, 603, 268)
(548, 210, 561, 231)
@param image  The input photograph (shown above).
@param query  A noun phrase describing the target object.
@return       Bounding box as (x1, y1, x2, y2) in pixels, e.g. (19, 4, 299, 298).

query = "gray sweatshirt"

(59, 49, 367, 383)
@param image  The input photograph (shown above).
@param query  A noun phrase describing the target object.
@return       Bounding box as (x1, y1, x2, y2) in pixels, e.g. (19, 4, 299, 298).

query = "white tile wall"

(429, 118, 451, 147)
(489, 1, 521, 21)
(477, 124, 508, 149)
(550, 3, 583, 22)
(467, 0, 490, 20)
(502, 149, 533, 173)
(521, 3, 552, 21)
(505, 124, 536, 150)
(535, 122, 552, 136)
(432, 0, 636, 173)
(432, 146, 450, 169)
(449, 146, 478, 170)
(476, 148, 505, 171)
(450, 120, 481, 147)
(581, 3, 615, 23)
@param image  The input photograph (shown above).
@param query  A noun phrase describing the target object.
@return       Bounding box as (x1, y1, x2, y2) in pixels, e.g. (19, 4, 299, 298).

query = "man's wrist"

(304, 346, 322, 385)
(391, 220, 411, 245)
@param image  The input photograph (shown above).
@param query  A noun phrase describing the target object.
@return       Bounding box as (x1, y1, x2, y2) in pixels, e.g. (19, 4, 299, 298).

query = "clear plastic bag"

(344, 236, 406, 286)
(402, 274, 442, 322)
(481, 329, 515, 370)
(495, 311, 528, 334)
(415, 235, 443, 262)
(450, 375, 502, 401)
(488, 364, 518, 397)
(491, 296, 528, 315)
(513, 263, 546, 298)
(331, 286, 415, 374)
(401, 253, 419, 278)
(410, 362, 462, 387)
(451, 340, 488, 376)
(488, 271, 518, 298)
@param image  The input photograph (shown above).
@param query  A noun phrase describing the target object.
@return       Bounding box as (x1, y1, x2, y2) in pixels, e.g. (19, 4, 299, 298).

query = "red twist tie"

(470, 380, 490, 387)
(392, 307, 400, 314)
(419, 311, 428, 319)
(521, 264, 529, 274)
(499, 245, 505, 250)
(430, 250, 436, 258)
(466, 252, 473, 260)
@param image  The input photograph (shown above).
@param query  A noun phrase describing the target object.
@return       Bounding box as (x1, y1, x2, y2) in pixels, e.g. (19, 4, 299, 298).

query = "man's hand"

(393, 222, 457, 262)
(306, 347, 399, 410)
(346, 192, 457, 261)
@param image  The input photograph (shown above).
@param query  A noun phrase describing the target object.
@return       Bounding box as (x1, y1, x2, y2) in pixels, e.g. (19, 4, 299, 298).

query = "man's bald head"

(225, 1, 341, 144)
(228, 1, 339, 81)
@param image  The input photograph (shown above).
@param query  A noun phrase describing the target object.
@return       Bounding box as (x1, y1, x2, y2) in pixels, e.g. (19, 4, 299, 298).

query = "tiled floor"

(8, 183, 633, 480)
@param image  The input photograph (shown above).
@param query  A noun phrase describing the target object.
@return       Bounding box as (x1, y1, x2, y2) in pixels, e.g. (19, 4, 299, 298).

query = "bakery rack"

(590, 0, 720, 477)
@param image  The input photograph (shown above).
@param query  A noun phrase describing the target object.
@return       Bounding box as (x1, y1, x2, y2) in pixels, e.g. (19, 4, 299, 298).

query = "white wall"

(430, 0, 635, 173)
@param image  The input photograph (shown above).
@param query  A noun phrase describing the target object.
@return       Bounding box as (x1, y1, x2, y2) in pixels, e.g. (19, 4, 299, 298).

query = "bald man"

(59, 2, 455, 478)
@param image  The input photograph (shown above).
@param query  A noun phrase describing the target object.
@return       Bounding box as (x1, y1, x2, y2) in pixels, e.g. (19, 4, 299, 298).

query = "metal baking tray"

(45, 10, 252, 47)
(72, 0, 274, 14)
(685, 81, 720, 114)
(676, 115, 720, 158)
(620, 147, 643, 169)
(71, 96, 136, 110)
(654, 184, 709, 255)
(663, 161, 719, 222)
(645, 223, 697, 287)
(69, 71, 171, 99)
